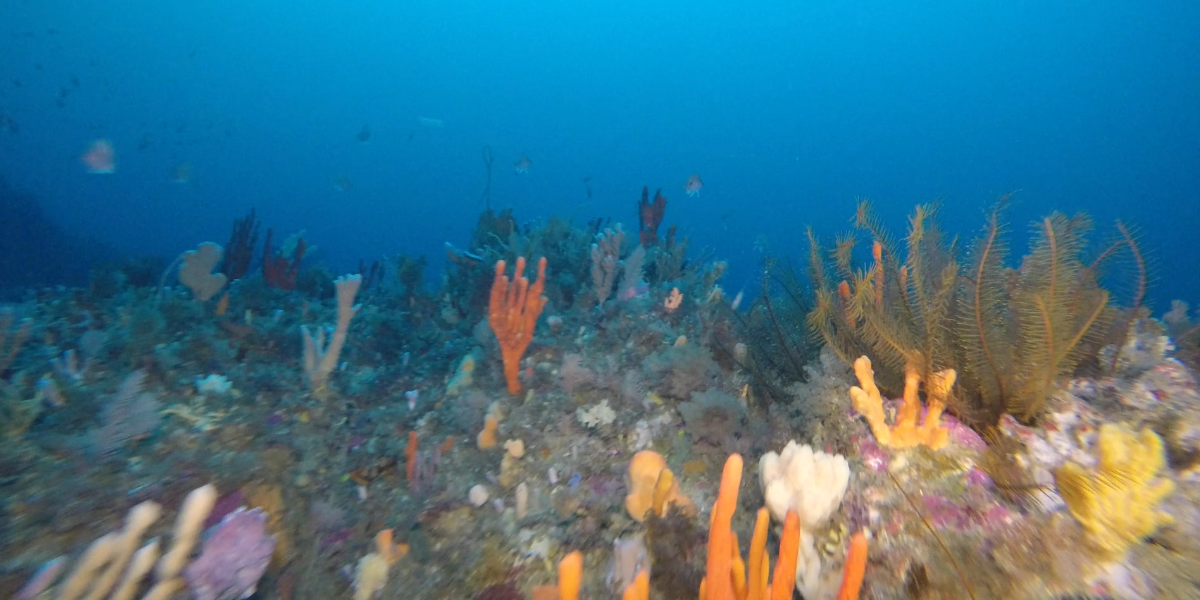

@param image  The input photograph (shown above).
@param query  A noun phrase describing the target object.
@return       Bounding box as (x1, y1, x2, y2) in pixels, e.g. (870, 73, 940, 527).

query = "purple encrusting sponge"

(184, 507, 276, 600)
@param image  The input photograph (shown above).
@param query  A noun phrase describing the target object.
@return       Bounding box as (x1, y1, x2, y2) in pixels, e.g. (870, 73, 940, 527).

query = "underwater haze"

(7, 3, 1200, 600)
(1, 0, 1198, 303)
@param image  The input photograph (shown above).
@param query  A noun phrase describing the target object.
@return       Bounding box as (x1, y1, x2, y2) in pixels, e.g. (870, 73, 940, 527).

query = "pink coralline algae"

(980, 504, 1017, 530)
(919, 493, 1017, 532)
(921, 494, 973, 530)
(943, 414, 987, 450)
(966, 467, 993, 487)
(185, 507, 276, 600)
(855, 436, 889, 473)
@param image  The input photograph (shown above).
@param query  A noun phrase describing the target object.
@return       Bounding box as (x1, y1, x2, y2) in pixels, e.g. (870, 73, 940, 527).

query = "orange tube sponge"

(404, 432, 418, 481)
(700, 458, 809, 600)
(701, 454, 743, 600)
(488, 257, 548, 394)
(373, 529, 408, 565)
(746, 508, 770, 600)
(836, 532, 868, 600)
(558, 550, 582, 600)
(625, 450, 693, 522)
(768, 511, 801, 600)
(477, 415, 499, 450)
(621, 570, 649, 600)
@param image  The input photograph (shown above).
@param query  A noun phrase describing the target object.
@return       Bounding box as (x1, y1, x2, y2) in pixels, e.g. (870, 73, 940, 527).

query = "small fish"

(513, 154, 532, 174)
(82, 139, 115, 173)
(356, 125, 371, 143)
(333, 174, 352, 192)
(683, 174, 703, 197)
(418, 117, 444, 128)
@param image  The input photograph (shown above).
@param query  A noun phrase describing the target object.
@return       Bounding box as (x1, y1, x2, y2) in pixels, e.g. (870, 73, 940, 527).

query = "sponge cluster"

(759, 441, 850, 527)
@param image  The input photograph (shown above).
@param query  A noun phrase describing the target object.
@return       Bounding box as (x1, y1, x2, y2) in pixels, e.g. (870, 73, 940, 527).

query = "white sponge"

(759, 441, 850, 527)
(795, 530, 823, 600)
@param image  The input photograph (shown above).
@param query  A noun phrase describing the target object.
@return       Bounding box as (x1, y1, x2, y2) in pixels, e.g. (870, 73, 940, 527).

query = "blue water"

(2, 0, 1198, 308)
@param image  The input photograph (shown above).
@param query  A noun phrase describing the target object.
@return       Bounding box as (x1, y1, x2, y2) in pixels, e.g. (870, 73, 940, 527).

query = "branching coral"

(1054, 423, 1175, 559)
(488, 256, 548, 394)
(591, 225, 624, 306)
(637, 186, 667, 247)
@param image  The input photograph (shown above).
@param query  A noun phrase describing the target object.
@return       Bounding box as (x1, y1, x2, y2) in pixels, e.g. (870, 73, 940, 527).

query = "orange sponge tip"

(836, 532, 868, 600)
(559, 550, 583, 600)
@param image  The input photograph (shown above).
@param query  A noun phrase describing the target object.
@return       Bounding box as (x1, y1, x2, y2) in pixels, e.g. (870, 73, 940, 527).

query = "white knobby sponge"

(759, 441, 850, 527)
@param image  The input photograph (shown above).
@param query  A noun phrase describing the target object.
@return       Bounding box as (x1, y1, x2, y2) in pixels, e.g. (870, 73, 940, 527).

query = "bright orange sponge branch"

(701, 454, 743, 600)
(746, 508, 770, 600)
(768, 511, 800, 600)
(488, 257, 548, 394)
(835, 532, 868, 600)
(622, 570, 649, 600)
(700, 456, 804, 600)
(559, 550, 583, 600)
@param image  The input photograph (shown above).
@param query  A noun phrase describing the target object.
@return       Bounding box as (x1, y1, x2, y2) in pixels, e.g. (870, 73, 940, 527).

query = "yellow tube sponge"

(1055, 423, 1175, 558)
(848, 356, 953, 450)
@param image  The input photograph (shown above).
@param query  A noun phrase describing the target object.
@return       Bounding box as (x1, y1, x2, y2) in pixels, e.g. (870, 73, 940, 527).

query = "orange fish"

(82, 139, 115, 174)
(513, 153, 532, 174)
(684, 174, 703, 197)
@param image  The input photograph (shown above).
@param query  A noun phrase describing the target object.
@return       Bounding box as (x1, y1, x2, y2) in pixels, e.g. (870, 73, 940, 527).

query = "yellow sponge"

(849, 356, 954, 450)
(1055, 423, 1175, 558)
